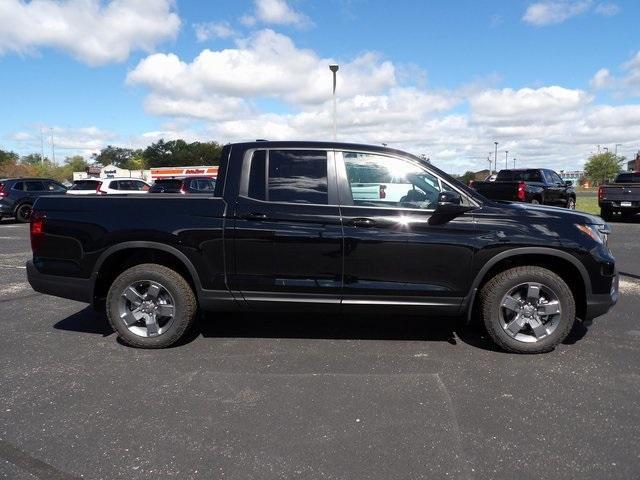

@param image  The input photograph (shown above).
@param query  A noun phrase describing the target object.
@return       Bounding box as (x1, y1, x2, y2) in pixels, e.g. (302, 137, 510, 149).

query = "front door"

(336, 151, 477, 314)
(229, 148, 343, 309)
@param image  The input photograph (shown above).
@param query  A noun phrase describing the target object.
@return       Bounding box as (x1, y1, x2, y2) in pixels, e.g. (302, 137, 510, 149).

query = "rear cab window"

(615, 173, 640, 183)
(70, 180, 100, 191)
(496, 170, 542, 182)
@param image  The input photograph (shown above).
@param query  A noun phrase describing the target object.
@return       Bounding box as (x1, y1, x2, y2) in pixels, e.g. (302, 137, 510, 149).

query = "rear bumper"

(584, 274, 619, 321)
(26, 260, 93, 304)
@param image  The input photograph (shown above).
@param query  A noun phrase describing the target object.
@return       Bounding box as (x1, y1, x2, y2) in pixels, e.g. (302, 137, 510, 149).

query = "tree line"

(0, 139, 224, 182)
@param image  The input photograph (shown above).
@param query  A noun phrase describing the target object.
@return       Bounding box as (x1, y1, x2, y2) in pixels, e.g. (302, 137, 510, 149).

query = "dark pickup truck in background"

(26, 141, 617, 354)
(471, 169, 576, 209)
(598, 171, 640, 221)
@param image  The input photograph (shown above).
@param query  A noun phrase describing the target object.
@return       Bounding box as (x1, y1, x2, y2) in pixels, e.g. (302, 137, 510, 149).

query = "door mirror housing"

(431, 190, 474, 224)
(565, 180, 573, 187)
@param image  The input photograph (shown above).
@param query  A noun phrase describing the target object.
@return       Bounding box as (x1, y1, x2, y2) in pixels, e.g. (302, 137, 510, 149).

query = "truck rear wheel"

(106, 264, 197, 348)
(479, 266, 575, 354)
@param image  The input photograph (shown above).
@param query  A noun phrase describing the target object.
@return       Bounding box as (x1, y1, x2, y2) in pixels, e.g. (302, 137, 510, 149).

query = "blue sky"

(1, 0, 639, 172)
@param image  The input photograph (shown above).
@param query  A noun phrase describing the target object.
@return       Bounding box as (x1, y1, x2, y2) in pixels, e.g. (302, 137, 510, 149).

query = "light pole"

(487, 155, 492, 172)
(329, 64, 339, 141)
(493, 142, 498, 173)
(513, 157, 516, 169)
(504, 150, 508, 169)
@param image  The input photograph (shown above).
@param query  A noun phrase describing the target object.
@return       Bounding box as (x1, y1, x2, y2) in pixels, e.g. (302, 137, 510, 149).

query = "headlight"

(575, 223, 610, 245)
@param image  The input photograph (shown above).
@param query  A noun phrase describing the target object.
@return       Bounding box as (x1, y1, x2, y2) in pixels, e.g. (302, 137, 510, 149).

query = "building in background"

(627, 152, 640, 171)
(558, 170, 584, 185)
(73, 165, 219, 183)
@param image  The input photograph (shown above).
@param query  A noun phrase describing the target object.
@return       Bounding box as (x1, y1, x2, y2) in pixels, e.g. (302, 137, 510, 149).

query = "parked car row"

(0, 176, 216, 222)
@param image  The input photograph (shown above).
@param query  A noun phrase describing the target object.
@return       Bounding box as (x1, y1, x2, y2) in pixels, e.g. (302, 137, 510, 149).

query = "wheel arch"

(465, 247, 590, 323)
(92, 242, 202, 309)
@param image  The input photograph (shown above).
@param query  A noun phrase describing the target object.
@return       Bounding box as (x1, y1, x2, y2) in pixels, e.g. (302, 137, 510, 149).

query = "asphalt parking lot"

(0, 218, 639, 480)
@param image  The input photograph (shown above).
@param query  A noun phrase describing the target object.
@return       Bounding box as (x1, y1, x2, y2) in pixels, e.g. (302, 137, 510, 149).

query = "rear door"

(336, 150, 477, 312)
(229, 148, 343, 308)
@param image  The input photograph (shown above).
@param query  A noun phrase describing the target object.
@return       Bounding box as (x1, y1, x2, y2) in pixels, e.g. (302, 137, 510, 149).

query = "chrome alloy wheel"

(118, 280, 175, 337)
(499, 282, 561, 343)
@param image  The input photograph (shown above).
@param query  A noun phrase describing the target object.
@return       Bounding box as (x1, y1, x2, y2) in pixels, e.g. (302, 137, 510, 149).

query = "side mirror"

(565, 180, 573, 187)
(437, 190, 462, 206)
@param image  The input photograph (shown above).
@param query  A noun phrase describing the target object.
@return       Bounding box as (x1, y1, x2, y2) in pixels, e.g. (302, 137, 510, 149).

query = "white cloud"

(9, 126, 117, 157)
(241, 0, 312, 28)
(590, 68, 612, 89)
(127, 29, 397, 108)
(594, 2, 620, 16)
(469, 86, 589, 126)
(121, 30, 640, 173)
(0, 0, 180, 66)
(621, 51, 640, 94)
(523, 1, 592, 26)
(194, 21, 236, 42)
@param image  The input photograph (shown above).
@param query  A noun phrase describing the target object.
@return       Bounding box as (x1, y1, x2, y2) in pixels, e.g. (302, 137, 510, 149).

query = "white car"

(67, 178, 151, 195)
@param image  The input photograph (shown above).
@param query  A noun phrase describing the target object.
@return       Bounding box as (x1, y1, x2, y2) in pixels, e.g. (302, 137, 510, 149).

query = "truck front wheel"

(479, 266, 576, 354)
(106, 264, 197, 348)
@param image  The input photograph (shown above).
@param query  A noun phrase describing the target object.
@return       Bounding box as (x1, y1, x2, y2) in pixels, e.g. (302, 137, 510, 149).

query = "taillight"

(0, 183, 5, 198)
(598, 186, 604, 201)
(96, 181, 107, 195)
(517, 182, 526, 201)
(469, 180, 476, 189)
(30, 211, 46, 253)
(180, 183, 187, 195)
(379, 184, 386, 199)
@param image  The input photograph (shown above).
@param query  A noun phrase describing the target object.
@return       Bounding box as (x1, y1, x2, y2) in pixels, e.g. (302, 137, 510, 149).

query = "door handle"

(240, 212, 268, 220)
(348, 217, 376, 228)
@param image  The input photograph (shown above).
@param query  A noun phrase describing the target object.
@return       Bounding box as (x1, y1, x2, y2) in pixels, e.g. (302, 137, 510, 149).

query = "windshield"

(70, 180, 100, 191)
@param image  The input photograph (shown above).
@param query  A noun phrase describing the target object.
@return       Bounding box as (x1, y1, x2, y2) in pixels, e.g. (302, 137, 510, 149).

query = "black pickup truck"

(471, 169, 576, 208)
(27, 141, 618, 353)
(598, 171, 640, 221)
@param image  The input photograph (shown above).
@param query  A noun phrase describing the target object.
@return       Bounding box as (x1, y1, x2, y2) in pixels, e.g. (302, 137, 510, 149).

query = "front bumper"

(26, 260, 93, 304)
(584, 273, 619, 320)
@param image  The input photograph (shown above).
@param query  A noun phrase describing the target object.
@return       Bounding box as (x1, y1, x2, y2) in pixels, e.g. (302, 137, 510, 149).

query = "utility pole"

(513, 157, 516, 169)
(50, 128, 56, 165)
(329, 64, 339, 141)
(615, 143, 622, 156)
(40, 128, 45, 162)
(494, 142, 498, 173)
(504, 150, 509, 169)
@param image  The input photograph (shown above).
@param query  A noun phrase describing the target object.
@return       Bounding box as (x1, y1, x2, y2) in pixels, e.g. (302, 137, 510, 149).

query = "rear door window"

(247, 150, 329, 204)
(25, 181, 45, 191)
(12, 182, 25, 191)
(70, 180, 100, 191)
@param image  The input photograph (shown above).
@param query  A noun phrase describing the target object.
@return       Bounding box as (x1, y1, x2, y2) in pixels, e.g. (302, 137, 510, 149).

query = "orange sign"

(150, 166, 218, 179)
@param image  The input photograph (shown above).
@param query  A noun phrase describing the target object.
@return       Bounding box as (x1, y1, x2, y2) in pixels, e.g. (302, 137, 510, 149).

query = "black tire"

(15, 203, 32, 223)
(479, 266, 576, 354)
(566, 197, 576, 209)
(106, 263, 197, 348)
(600, 207, 612, 221)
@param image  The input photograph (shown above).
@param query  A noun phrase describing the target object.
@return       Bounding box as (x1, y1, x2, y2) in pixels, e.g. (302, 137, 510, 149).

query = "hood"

(494, 201, 604, 225)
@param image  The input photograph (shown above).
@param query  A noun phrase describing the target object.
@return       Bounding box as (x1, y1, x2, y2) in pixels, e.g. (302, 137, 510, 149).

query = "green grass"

(576, 196, 599, 215)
